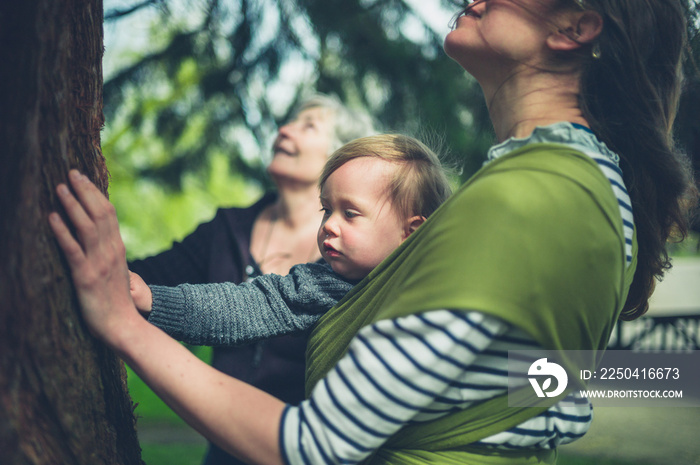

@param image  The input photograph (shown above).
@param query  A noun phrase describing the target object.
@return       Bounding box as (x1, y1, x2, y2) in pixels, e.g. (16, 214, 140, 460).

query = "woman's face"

(444, 0, 555, 81)
(267, 107, 335, 186)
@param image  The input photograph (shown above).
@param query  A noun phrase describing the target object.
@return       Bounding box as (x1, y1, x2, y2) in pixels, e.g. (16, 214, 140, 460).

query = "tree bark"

(0, 1, 143, 463)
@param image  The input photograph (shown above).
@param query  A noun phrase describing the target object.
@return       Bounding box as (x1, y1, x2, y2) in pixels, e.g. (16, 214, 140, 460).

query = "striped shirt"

(281, 311, 593, 464)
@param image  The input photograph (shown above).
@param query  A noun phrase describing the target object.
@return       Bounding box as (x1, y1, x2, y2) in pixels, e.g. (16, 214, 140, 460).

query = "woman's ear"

(402, 215, 426, 240)
(547, 11, 603, 51)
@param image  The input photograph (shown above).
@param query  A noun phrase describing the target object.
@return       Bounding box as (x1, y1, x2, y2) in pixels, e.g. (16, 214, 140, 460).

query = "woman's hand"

(49, 170, 139, 346)
(129, 271, 153, 315)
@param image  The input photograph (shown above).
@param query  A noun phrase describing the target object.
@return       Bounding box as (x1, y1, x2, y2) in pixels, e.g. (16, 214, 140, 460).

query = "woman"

(50, 1, 696, 464)
(128, 93, 375, 465)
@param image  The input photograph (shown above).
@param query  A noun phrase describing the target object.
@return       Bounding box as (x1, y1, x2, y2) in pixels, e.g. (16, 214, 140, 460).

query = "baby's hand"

(129, 271, 153, 315)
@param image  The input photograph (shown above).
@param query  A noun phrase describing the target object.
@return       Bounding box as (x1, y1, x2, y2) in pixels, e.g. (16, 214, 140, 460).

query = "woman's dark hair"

(575, 0, 697, 320)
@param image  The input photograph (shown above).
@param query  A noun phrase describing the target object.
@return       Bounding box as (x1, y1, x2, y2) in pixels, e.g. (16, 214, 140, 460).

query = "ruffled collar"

(486, 122, 620, 166)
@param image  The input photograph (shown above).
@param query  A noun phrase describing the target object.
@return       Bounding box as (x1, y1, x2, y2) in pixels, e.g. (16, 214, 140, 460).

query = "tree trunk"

(0, 1, 143, 464)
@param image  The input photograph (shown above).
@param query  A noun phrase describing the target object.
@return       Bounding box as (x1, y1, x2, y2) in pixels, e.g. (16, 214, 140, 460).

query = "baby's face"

(318, 157, 408, 281)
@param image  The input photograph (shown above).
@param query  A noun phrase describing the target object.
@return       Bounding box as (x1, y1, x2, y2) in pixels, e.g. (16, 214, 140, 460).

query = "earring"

(591, 43, 602, 59)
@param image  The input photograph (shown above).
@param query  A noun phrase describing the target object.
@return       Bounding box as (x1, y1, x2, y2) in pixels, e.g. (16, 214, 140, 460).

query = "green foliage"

(303, 0, 494, 178)
(101, 0, 502, 257)
(103, 0, 700, 252)
(106, 140, 262, 259)
(103, 0, 495, 194)
(103, 44, 264, 257)
(667, 232, 700, 257)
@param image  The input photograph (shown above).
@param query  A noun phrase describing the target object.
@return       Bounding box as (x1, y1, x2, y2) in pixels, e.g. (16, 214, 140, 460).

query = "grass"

(141, 444, 208, 465)
(558, 454, 650, 465)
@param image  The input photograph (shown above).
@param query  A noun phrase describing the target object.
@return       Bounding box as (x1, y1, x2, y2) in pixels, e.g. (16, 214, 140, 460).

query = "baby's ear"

(402, 215, 426, 240)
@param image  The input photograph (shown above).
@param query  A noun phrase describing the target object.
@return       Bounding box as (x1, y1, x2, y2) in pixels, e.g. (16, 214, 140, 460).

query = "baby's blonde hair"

(319, 134, 452, 220)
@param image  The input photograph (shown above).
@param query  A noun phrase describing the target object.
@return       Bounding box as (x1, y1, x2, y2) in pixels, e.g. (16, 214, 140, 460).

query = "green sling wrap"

(306, 144, 637, 464)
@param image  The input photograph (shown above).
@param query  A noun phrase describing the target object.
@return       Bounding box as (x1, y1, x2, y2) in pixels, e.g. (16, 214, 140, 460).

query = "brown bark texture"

(0, 1, 143, 464)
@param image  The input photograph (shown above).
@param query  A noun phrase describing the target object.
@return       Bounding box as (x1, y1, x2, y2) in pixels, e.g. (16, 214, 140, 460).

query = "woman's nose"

(277, 121, 297, 138)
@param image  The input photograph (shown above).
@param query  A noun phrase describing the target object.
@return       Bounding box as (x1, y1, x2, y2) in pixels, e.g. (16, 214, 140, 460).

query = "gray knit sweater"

(147, 262, 355, 346)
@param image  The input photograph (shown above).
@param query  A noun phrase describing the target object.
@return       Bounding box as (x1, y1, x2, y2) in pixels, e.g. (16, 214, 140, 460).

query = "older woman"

(50, 1, 696, 464)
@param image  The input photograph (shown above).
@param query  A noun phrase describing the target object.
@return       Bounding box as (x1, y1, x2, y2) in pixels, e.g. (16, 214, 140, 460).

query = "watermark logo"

(509, 350, 698, 407)
(528, 358, 568, 398)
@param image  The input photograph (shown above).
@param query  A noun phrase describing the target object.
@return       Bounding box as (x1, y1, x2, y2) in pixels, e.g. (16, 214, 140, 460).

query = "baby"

(131, 134, 452, 346)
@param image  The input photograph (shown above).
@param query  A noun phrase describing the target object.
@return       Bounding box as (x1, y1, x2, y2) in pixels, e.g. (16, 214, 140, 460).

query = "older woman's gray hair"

(293, 93, 377, 152)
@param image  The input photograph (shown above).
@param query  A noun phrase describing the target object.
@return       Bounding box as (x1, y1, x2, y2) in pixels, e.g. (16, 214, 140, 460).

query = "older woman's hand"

(49, 170, 139, 346)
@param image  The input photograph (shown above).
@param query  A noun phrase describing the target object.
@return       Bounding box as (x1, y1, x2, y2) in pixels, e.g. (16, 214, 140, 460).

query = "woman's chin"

(443, 36, 473, 70)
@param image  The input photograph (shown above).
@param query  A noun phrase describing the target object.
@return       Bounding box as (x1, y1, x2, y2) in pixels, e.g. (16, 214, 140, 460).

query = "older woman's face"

(267, 107, 335, 186)
(444, 0, 555, 81)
